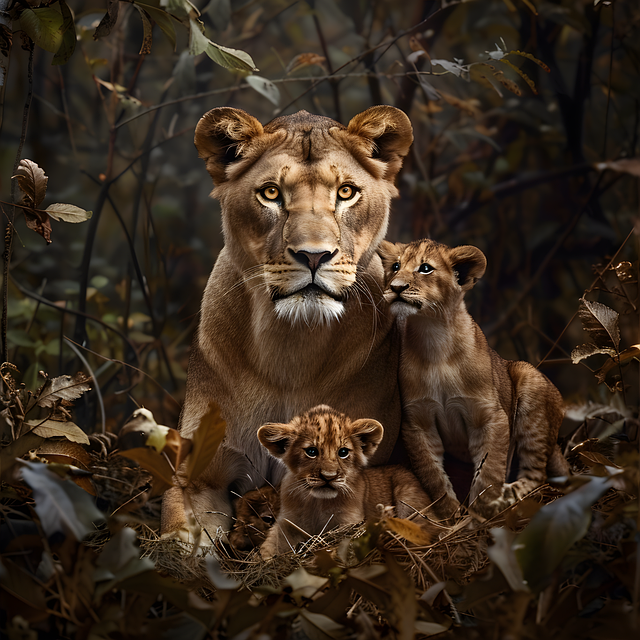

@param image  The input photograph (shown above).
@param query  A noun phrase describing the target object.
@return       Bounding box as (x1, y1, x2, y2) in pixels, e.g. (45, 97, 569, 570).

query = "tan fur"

(228, 486, 280, 551)
(161, 107, 413, 541)
(257, 405, 431, 558)
(379, 239, 570, 519)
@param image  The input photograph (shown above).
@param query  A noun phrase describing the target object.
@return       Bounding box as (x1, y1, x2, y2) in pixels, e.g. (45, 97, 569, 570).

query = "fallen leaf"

(13, 159, 48, 208)
(26, 419, 89, 445)
(36, 372, 92, 408)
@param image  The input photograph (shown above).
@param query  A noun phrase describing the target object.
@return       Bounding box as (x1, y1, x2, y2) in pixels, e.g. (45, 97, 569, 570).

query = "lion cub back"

(257, 405, 431, 557)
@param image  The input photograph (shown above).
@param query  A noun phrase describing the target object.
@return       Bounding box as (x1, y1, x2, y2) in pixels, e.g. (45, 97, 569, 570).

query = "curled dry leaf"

(24, 207, 53, 244)
(13, 158, 48, 207)
(577, 297, 620, 351)
(285, 52, 327, 75)
(571, 342, 617, 365)
(36, 372, 92, 408)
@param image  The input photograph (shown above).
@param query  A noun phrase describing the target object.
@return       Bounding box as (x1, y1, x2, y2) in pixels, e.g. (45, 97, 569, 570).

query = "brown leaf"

(133, 4, 153, 55)
(577, 297, 620, 351)
(186, 402, 226, 482)
(286, 52, 327, 75)
(13, 159, 48, 208)
(36, 372, 92, 408)
(384, 517, 435, 545)
(23, 206, 52, 244)
(116, 447, 174, 496)
(612, 260, 636, 283)
(26, 419, 89, 445)
(571, 343, 617, 365)
(94, 0, 120, 40)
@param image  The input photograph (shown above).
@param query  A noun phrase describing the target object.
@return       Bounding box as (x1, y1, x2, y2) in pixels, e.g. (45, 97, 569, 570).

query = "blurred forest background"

(2, 0, 640, 638)
(2, 0, 638, 430)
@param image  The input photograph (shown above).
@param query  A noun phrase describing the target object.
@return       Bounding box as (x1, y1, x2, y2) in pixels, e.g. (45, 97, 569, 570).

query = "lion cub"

(228, 485, 280, 551)
(257, 405, 431, 558)
(380, 239, 570, 519)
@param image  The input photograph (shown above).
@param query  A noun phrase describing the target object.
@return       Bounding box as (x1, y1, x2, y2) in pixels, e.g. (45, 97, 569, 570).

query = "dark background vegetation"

(1, 1, 639, 638)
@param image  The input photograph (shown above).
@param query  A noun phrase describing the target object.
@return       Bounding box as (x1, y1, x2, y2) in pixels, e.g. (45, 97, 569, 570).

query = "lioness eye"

(418, 263, 434, 274)
(391, 262, 400, 272)
(304, 447, 318, 458)
(261, 186, 280, 201)
(337, 185, 355, 200)
(338, 447, 349, 458)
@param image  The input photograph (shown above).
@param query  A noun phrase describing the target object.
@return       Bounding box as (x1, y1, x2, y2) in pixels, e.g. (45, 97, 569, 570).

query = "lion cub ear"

(194, 107, 264, 184)
(377, 240, 401, 263)
(348, 419, 384, 459)
(257, 423, 295, 458)
(448, 245, 487, 291)
(347, 106, 413, 181)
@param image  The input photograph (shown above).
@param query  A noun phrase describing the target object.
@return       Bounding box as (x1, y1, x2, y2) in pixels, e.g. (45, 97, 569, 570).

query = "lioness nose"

(391, 281, 409, 293)
(290, 249, 336, 275)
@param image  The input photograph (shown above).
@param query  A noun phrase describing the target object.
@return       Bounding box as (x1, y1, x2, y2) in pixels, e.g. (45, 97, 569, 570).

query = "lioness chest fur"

(161, 107, 413, 542)
(257, 405, 431, 558)
(380, 239, 570, 518)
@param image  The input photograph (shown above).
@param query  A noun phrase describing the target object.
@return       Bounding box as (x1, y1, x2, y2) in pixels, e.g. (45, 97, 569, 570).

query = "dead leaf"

(36, 372, 92, 408)
(612, 261, 636, 283)
(286, 52, 327, 75)
(577, 297, 620, 351)
(116, 447, 174, 496)
(45, 203, 92, 223)
(13, 158, 48, 207)
(571, 342, 617, 365)
(186, 402, 226, 482)
(23, 206, 52, 244)
(384, 517, 435, 545)
(26, 419, 89, 444)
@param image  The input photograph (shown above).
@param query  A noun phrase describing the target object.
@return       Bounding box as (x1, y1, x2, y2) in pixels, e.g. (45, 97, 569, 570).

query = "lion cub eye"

(337, 447, 349, 459)
(304, 446, 319, 458)
(418, 263, 434, 274)
(391, 262, 401, 272)
(337, 184, 356, 200)
(260, 186, 280, 201)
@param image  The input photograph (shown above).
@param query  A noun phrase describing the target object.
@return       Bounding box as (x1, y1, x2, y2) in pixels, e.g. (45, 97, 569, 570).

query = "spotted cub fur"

(257, 405, 431, 558)
(380, 239, 570, 519)
(228, 485, 280, 551)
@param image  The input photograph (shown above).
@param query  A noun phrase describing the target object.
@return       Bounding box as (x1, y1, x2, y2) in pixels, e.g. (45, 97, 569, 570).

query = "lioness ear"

(349, 419, 384, 459)
(449, 245, 487, 291)
(194, 107, 264, 184)
(347, 106, 413, 181)
(257, 423, 294, 458)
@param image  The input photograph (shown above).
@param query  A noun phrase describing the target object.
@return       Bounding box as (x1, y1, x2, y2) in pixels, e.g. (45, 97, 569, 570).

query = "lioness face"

(379, 240, 487, 319)
(257, 405, 383, 500)
(195, 107, 413, 327)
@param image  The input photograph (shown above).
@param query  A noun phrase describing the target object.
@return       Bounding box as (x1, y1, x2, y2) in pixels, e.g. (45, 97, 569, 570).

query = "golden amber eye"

(262, 186, 280, 200)
(337, 185, 354, 200)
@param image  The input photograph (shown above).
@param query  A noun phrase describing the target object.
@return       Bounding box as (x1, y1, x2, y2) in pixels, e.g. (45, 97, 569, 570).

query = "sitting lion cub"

(380, 239, 570, 519)
(257, 405, 432, 558)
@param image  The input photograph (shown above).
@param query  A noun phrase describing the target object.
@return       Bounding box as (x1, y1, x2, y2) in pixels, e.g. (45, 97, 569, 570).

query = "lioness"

(257, 405, 432, 558)
(380, 239, 570, 519)
(161, 107, 413, 542)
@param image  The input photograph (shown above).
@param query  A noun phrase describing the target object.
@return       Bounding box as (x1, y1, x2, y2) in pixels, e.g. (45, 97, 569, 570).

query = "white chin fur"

(389, 301, 419, 319)
(274, 294, 344, 327)
(310, 487, 339, 499)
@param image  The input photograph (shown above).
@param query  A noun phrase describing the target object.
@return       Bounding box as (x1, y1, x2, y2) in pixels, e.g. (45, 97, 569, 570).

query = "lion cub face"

(379, 239, 487, 318)
(257, 405, 383, 501)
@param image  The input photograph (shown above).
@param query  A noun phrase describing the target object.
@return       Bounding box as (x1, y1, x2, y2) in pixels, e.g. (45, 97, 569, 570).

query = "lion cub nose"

(290, 249, 336, 275)
(320, 469, 338, 481)
(390, 281, 409, 293)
